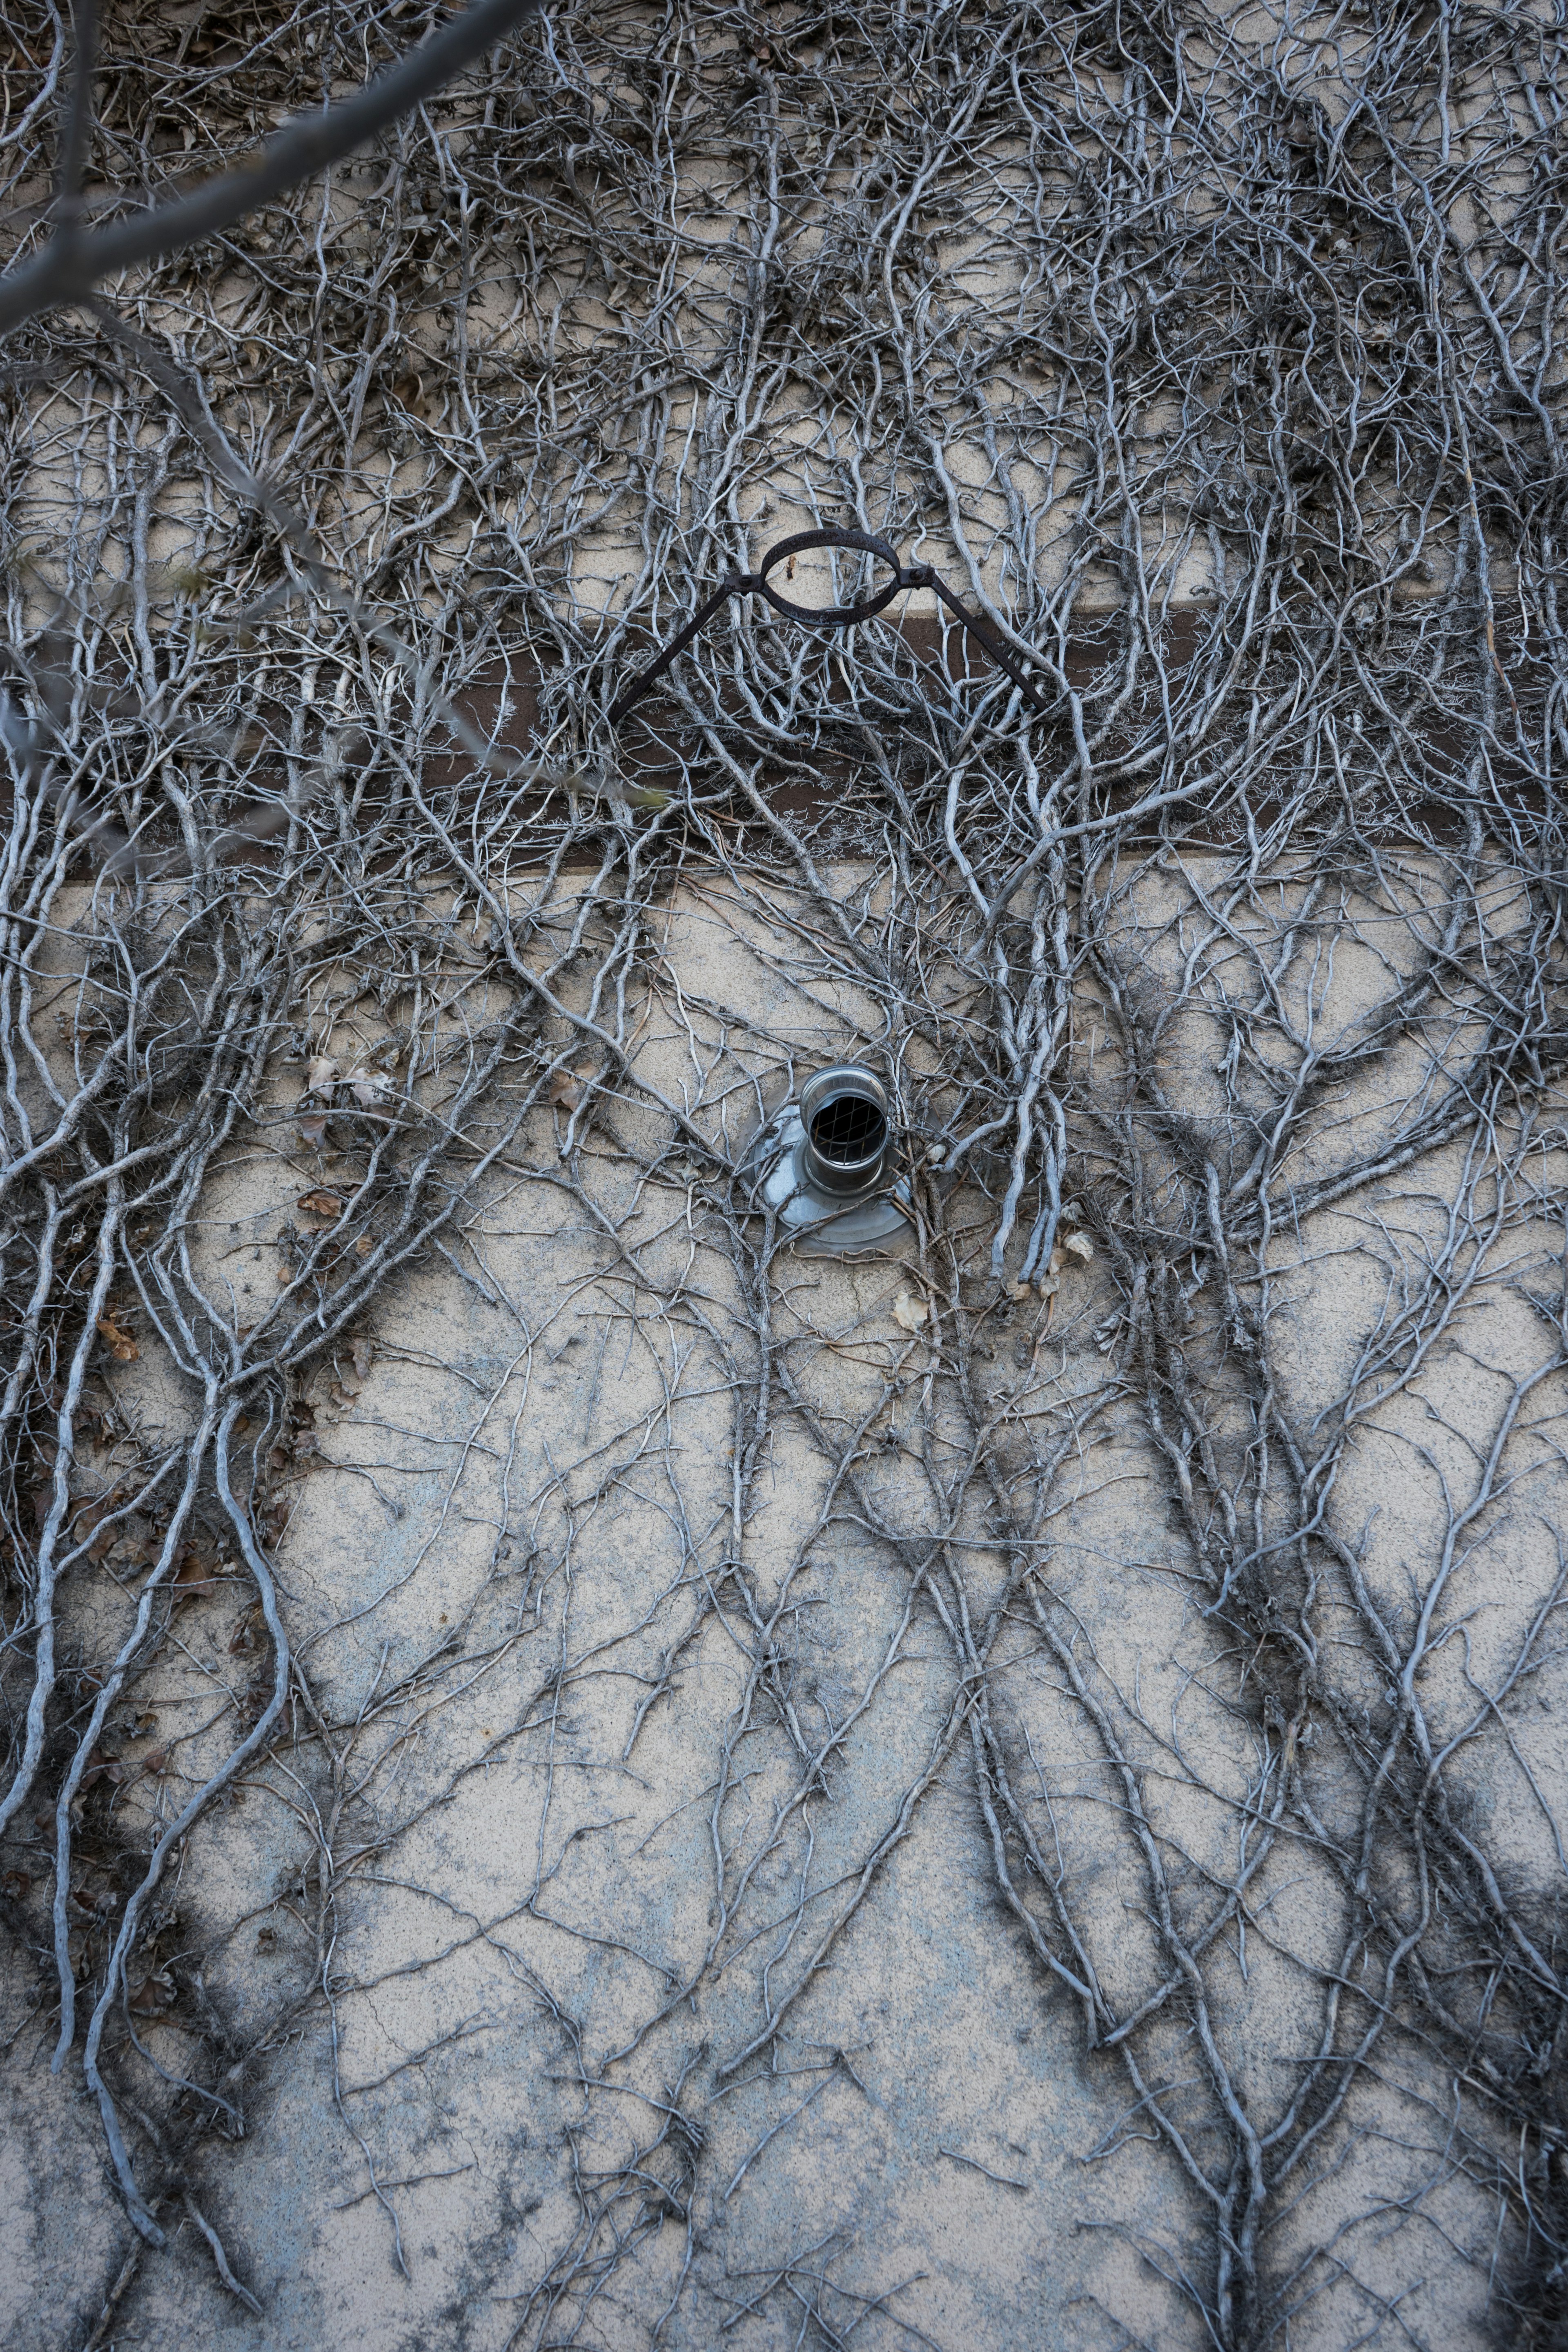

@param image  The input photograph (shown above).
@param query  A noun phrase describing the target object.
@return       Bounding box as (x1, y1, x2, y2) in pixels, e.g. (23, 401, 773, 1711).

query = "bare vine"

(2, 2, 1568, 2348)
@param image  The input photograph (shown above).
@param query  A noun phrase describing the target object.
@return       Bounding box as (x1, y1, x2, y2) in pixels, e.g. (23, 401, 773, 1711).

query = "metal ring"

(753, 528, 905, 629)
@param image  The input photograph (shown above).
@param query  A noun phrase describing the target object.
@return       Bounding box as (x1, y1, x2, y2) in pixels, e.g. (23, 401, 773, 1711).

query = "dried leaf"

(2, 1870, 31, 1900)
(350, 1337, 375, 1380)
(304, 1055, 339, 1092)
(354, 1232, 374, 1258)
(297, 1113, 328, 1148)
(140, 1747, 169, 1777)
(173, 1548, 218, 1599)
(392, 367, 427, 415)
(296, 1189, 344, 1221)
(77, 1505, 118, 1564)
(1062, 1230, 1094, 1265)
(96, 1312, 139, 1363)
(891, 1288, 929, 1335)
(349, 1069, 390, 1108)
(127, 1969, 176, 2015)
(549, 1069, 584, 1111)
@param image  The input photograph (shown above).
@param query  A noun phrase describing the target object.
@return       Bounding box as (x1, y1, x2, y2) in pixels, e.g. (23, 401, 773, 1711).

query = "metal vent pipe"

(798, 1066, 890, 1197)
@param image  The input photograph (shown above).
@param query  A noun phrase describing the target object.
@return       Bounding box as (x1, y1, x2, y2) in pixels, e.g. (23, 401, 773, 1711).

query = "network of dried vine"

(2, 0, 1568, 2345)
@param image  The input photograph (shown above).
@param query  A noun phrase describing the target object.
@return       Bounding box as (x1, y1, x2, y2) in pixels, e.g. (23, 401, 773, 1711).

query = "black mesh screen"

(809, 1094, 886, 1166)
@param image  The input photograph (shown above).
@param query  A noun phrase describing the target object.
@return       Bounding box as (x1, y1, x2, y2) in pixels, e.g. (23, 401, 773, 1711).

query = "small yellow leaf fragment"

(892, 1288, 929, 1335)
(96, 1312, 139, 1362)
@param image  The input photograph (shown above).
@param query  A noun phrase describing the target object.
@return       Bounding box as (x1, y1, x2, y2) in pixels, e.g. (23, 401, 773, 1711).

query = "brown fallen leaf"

(96, 1311, 139, 1363)
(354, 1232, 373, 1257)
(350, 1336, 375, 1381)
(891, 1288, 929, 1335)
(140, 1747, 169, 1777)
(391, 366, 427, 415)
(127, 1969, 176, 2015)
(1, 1870, 31, 1900)
(304, 1054, 339, 1092)
(348, 1069, 390, 1108)
(172, 1548, 218, 1601)
(549, 1068, 585, 1111)
(296, 1189, 344, 1221)
(76, 1501, 120, 1564)
(297, 1112, 328, 1147)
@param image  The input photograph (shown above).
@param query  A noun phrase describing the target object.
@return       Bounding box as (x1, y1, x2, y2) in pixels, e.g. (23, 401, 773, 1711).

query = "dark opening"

(810, 1094, 886, 1166)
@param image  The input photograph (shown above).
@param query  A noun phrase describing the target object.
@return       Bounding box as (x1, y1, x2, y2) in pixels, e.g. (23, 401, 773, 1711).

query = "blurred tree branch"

(0, 0, 544, 340)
